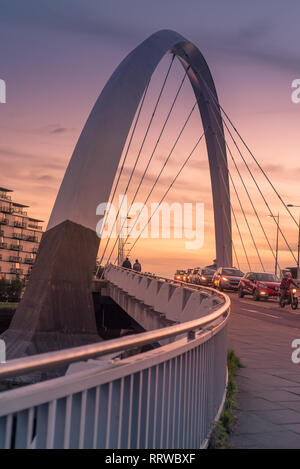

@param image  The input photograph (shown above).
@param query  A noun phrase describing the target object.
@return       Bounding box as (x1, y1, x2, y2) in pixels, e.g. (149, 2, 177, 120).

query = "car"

(185, 268, 193, 283)
(212, 267, 244, 291)
(191, 267, 201, 284)
(198, 268, 215, 286)
(174, 270, 187, 282)
(238, 272, 281, 301)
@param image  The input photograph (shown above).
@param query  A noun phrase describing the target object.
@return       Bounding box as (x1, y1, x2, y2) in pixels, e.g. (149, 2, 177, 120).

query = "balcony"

(10, 244, 23, 251)
(0, 193, 11, 201)
(0, 218, 9, 225)
(28, 223, 42, 230)
(10, 268, 23, 275)
(0, 205, 11, 214)
(14, 221, 26, 228)
(9, 256, 22, 263)
(0, 242, 7, 249)
(12, 208, 27, 216)
(25, 235, 38, 243)
(12, 232, 23, 240)
(24, 257, 34, 264)
(32, 247, 38, 253)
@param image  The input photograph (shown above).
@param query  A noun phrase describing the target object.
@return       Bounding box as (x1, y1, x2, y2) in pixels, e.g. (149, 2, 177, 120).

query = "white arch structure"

(48, 29, 232, 265)
(2, 30, 232, 358)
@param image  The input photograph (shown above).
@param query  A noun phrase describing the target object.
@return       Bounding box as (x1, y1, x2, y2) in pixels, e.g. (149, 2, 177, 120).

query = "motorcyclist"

(279, 272, 298, 303)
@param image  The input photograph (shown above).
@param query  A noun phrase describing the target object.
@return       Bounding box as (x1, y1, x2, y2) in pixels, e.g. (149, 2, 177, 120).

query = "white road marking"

(240, 307, 280, 319)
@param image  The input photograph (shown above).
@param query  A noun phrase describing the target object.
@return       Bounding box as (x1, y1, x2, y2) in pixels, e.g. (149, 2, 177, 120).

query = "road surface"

(228, 292, 300, 329)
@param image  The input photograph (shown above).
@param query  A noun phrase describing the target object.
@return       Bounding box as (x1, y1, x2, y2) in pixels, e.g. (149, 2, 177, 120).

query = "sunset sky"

(1, 0, 300, 277)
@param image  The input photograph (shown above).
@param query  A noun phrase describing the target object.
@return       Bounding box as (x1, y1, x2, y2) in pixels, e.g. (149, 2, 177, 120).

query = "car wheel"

(253, 289, 260, 301)
(292, 298, 298, 310)
(238, 287, 244, 298)
(279, 297, 285, 308)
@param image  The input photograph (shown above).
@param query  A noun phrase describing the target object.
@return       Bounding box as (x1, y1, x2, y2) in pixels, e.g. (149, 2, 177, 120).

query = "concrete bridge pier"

(1, 220, 102, 362)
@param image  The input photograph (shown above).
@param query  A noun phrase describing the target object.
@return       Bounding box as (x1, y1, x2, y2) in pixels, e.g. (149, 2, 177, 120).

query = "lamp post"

(118, 216, 132, 266)
(267, 213, 280, 277)
(287, 204, 300, 275)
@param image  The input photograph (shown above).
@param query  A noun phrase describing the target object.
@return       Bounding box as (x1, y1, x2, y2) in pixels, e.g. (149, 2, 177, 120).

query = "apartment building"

(0, 186, 43, 281)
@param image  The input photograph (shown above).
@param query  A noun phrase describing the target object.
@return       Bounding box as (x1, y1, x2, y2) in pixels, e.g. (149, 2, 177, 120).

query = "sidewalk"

(228, 312, 300, 448)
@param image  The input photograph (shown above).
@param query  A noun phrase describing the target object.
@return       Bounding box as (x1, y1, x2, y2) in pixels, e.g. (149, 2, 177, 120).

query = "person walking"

(133, 259, 142, 272)
(122, 257, 132, 269)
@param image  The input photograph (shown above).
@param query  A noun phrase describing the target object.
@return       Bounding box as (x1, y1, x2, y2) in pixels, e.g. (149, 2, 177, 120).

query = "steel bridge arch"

(48, 29, 232, 267)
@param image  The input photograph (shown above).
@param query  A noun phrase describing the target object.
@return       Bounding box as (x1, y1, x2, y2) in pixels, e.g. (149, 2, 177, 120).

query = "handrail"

(105, 264, 220, 296)
(0, 265, 230, 380)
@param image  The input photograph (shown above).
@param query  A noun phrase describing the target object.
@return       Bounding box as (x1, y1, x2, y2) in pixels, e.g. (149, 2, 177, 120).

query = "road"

(228, 291, 300, 330)
(227, 291, 300, 448)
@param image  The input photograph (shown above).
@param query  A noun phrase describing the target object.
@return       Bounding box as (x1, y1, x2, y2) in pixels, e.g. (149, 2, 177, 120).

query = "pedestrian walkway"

(228, 312, 300, 448)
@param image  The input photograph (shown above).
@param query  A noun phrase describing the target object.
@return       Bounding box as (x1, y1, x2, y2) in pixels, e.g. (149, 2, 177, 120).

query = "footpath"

(228, 312, 300, 448)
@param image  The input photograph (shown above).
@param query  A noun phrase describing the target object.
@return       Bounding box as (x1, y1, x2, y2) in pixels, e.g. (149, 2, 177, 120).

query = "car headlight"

(222, 276, 228, 281)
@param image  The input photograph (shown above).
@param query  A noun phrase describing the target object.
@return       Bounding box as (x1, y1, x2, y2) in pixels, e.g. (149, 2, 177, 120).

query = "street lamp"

(267, 212, 279, 276)
(287, 204, 300, 273)
(118, 216, 132, 266)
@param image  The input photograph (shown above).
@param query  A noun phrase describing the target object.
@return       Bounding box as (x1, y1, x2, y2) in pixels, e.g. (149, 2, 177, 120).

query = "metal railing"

(27, 224, 42, 231)
(0, 267, 230, 449)
(10, 245, 23, 251)
(13, 221, 26, 228)
(0, 206, 11, 214)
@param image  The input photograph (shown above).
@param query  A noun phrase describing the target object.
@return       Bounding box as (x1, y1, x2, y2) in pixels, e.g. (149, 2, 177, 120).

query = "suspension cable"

(194, 68, 299, 229)
(98, 54, 175, 266)
(207, 103, 265, 271)
(104, 64, 190, 267)
(120, 100, 197, 248)
(210, 101, 279, 266)
(126, 132, 206, 257)
(194, 68, 297, 265)
(126, 132, 242, 271)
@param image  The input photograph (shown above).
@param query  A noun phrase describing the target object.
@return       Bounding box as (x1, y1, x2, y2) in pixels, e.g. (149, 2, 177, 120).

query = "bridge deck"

(229, 297, 300, 449)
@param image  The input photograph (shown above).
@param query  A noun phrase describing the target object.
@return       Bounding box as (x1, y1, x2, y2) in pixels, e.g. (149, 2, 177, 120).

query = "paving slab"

(228, 312, 300, 449)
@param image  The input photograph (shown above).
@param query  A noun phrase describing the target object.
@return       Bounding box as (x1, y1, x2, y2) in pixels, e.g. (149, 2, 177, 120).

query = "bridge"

(0, 29, 299, 449)
(0, 266, 229, 449)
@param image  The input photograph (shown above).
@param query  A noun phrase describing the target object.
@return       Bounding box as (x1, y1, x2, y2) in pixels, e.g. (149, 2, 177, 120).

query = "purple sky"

(1, 1, 300, 275)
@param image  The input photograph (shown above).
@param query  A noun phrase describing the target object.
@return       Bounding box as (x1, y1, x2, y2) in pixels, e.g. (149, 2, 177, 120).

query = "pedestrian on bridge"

(133, 259, 142, 272)
(122, 257, 132, 269)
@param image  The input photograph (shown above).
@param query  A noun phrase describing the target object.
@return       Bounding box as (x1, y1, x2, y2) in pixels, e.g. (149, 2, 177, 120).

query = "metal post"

(286, 204, 300, 278)
(275, 212, 279, 277)
(297, 214, 300, 272)
(267, 213, 280, 276)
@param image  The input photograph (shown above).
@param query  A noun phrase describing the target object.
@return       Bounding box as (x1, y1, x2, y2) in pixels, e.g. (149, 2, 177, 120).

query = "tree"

(6, 276, 25, 302)
(0, 278, 8, 302)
